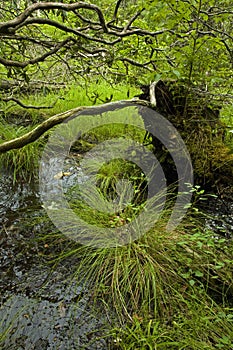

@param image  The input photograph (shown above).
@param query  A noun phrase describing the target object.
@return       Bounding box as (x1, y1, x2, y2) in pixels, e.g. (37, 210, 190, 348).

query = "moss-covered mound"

(138, 80, 233, 189)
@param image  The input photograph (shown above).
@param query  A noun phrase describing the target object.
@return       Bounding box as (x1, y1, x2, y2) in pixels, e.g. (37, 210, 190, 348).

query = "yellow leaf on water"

(54, 171, 71, 180)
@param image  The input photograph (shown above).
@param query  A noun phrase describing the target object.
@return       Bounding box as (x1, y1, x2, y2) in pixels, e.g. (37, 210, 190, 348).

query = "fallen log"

(0, 99, 149, 153)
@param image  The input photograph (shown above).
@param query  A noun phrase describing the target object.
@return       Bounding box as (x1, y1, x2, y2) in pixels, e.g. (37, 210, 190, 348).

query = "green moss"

(150, 80, 233, 187)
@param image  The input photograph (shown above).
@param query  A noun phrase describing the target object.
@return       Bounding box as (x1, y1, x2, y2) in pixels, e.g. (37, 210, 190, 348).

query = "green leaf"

(189, 279, 195, 286)
(194, 270, 204, 277)
(172, 69, 181, 78)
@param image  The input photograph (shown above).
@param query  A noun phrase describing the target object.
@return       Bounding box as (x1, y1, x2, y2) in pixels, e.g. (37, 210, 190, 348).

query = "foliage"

(0, 81, 140, 177)
(0, 2, 232, 347)
(0, 0, 232, 176)
(0, 0, 232, 102)
(109, 305, 233, 349)
(40, 206, 233, 348)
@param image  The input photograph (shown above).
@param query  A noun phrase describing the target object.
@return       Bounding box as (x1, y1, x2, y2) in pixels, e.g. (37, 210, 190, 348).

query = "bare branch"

(198, 18, 233, 40)
(119, 57, 156, 71)
(17, 16, 89, 33)
(0, 100, 149, 153)
(108, 28, 169, 38)
(74, 11, 99, 26)
(13, 17, 121, 45)
(113, 0, 124, 20)
(0, 37, 74, 67)
(200, 9, 233, 16)
(0, 34, 55, 48)
(0, 2, 108, 33)
(0, 79, 66, 92)
(123, 8, 145, 32)
(14, 16, 167, 41)
(1, 96, 62, 109)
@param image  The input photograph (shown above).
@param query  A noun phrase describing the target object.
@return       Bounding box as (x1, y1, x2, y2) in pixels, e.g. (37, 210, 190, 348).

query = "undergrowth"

(0, 121, 44, 180)
(1, 79, 232, 348)
(0, 80, 140, 179)
(38, 214, 233, 349)
(36, 174, 233, 349)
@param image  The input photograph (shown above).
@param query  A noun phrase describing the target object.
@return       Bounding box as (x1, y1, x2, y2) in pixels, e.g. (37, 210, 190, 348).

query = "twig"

(0, 38, 74, 68)
(1, 96, 63, 109)
(119, 57, 155, 71)
(123, 8, 145, 32)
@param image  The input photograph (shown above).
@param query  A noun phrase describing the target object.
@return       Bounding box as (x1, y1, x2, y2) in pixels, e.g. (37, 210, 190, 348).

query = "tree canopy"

(0, 0, 232, 151)
(0, 1, 232, 88)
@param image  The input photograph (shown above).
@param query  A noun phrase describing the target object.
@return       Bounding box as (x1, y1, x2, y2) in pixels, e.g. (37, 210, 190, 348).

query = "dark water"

(203, 192, 233, 238)
(0, 169, 110, 350)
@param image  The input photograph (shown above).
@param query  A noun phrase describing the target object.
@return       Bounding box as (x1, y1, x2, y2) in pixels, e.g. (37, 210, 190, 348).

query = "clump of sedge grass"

(31, 171, 233, 349)
(0, 121, 44, 181)
(46, 212, 233, 348)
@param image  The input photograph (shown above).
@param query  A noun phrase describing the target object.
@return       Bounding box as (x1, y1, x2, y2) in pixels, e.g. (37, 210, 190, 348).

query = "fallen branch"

(1, 96, 63, 109)
(0, 99, 149, 153)
(0, 79, 67, 92)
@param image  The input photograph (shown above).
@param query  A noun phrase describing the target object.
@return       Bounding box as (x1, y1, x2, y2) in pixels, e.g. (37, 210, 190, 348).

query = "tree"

(0, 0, 232, 152)
(0, 1, 165, 94)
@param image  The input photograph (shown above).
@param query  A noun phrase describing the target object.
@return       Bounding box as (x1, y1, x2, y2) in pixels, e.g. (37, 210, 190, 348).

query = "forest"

(0, 1, 233, 349)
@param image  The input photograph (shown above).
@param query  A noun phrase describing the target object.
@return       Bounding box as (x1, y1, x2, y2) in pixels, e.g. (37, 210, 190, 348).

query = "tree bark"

(0, 99, 149, 153)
